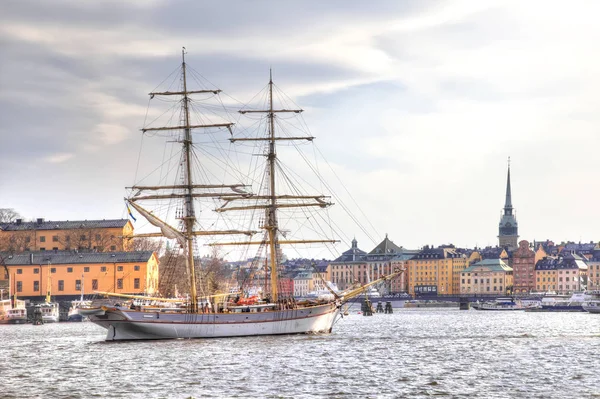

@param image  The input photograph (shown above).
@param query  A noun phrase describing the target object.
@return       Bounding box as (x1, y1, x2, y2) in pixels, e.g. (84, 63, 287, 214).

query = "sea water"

(1, 307, 598, 398)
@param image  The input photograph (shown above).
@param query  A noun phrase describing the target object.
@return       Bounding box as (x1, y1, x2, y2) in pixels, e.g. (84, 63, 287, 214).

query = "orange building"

(1, 250, 158, 299)
(0, 218, 133, 253)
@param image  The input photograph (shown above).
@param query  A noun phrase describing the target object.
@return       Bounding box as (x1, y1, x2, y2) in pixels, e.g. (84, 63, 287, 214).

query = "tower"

(498, 158, 518, 250)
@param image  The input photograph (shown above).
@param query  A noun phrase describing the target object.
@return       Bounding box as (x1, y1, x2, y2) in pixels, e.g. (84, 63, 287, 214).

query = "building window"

(110, 245, 116, 251)
(53, 236, 59, 242)
(80, 235, 86, 240)
(117, 279, 123, 289)
(95, 234, 101, 240)
(34, 268, 39, 274)
(66, 236, 70, 242)
(84, 267, 90, 272)
(40, 236, 46, 242)
(51, 268, 56, 273)
(67, 267, 73, 273)
(52, 247, 58, 251)
(34, 281, 39, 291)
(40, 248, 46, 251)
(17, 281, 22, 292)
(58, 280, 64, 291)
(134, 278, 140, 289)
(75, 280, 81, 291)
(92, 279, 98, 290)
(25, 236, 31, 243)
(16, 269, 22, 274)
(117, 266, 123, 271)
(134, 265, 140, 271)
(101, 266, 107, 272)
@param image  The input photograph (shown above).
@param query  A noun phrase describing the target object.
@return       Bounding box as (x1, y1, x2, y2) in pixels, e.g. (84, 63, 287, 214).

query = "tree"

(0, 209, 21, 224)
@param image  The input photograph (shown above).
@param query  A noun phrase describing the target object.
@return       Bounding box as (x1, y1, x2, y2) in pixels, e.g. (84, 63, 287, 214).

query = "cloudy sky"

(2, 0, 599, 258)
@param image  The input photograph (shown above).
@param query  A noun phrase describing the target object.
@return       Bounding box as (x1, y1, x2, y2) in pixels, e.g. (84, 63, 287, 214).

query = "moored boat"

(582, 290, 600, 314)
(472, 297, 524, 311)
(527, 292, 586, 312)
(0, 298, 27, 324)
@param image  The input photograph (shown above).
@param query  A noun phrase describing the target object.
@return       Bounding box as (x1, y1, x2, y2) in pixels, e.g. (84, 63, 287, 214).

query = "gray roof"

(1, 219, 129, 232)
(368, 235, 402, 255)
(1, 250, 154, 266)
(463, 258, 512, 273)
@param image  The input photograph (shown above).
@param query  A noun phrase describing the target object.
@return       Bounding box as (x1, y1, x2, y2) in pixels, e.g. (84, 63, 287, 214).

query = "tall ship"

(88, 49, 401, 341)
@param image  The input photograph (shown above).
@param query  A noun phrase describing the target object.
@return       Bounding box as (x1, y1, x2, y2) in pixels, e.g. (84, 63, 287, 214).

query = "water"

(1, 308, 599, 399)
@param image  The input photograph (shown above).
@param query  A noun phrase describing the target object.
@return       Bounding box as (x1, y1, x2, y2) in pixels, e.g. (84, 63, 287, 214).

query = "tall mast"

(266, 69, 279, 302)
(181, 47, 199, 313)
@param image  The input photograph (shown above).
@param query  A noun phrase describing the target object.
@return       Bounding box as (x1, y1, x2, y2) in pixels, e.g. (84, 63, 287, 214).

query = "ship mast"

(219, 71, 338, 302)
(126, 48, 257, 312)
(266, 70, 279, 302)
(181, 48, 199, 312)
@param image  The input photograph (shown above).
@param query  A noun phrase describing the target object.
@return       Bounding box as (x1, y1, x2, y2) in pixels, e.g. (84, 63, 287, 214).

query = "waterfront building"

(587, 251, 600, 290)
(512, 240, 537, 293)
(498, 162, 519, 251)
(0, 218, 133, 253)
(407, 245, 468, 296)
(535, 253, 588, 293)
(328, 236, 415, 293)
(0, 250, 158, 299)
(293, 271, 313, 297)
(460, 258, 513, 295)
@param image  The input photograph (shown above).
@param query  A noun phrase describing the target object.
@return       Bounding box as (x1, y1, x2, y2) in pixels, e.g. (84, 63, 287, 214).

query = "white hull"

(583, 302, 600, 314)
(89, 302, 340, 341)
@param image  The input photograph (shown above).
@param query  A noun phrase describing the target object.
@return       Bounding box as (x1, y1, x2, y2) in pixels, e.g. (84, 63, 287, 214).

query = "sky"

(1, 0, 600, 260)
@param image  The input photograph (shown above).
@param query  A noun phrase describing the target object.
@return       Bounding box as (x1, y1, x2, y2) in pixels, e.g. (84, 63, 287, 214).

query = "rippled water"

(1, 307, 599, 399)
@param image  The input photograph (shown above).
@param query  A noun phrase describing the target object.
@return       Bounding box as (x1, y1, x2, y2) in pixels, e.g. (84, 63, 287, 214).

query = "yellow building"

(460, 259, 513, 295)
(407, 246, 468, 296)
(0, 218, 133, 253)
(1, 250, 158, 298)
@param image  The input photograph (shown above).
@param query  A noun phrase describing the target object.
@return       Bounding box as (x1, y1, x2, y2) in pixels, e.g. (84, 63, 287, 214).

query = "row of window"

(462, 286, 504, 292)
(16, 265, 141, 274)
(462, 278, 504, 284)
(36, 234, 115, 243)
(16, 278, 141, 292)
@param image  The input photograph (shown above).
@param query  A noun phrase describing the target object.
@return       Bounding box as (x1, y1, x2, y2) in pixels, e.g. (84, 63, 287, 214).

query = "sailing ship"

(88, 49, 402, 341)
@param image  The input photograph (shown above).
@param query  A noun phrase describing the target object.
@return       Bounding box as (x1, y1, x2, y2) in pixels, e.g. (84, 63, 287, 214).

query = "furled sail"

(126, 199, 186, 247)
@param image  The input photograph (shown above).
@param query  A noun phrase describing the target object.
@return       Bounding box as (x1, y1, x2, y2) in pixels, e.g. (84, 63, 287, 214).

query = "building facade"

(535, 253, 588, 293)
(407, 246, 468, 296)
(1, 250, 158, 298)
(512, 240, 537, 293)
(460, 258, 513, 295)
(0, 218, 133, 253)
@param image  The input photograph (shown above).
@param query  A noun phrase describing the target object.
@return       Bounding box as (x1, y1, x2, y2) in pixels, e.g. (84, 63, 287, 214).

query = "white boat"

(0, 298, 27, 324)
(38, 302, 60, 323)
(68, 300, 93, 321)
(472, 297, 523, 311)
(582, 290, 600, 314)
(88, 50, 402, 341)
(0, 276, 27, 324)
(529, 292, 587, 312)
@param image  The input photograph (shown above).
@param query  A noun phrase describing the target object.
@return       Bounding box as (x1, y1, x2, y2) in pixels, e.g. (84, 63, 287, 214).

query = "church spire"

(504, 157, 513, 214)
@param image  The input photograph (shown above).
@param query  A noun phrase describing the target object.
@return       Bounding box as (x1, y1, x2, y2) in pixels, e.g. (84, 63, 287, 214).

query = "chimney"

(30, 253, 33, 264)
(15, 219, 22, 225)
(36, 218, 44, 224)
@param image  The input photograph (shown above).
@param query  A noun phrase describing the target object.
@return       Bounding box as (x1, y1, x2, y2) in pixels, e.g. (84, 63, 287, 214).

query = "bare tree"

(0, 209, 21, 224)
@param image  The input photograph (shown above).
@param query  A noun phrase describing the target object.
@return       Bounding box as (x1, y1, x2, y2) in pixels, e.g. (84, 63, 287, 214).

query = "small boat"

(38, 302, 60, 323)
(0, 298, 27, 324)
(528, 292, 586, 312)
(472, 297, 523, 311)
(582, 290, 600, 314)
(68, 300, 94, 321)
(0, 275, 27, 324)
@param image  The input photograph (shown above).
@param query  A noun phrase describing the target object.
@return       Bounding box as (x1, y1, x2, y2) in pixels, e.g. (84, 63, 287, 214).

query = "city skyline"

(2, 1, 600, 257)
